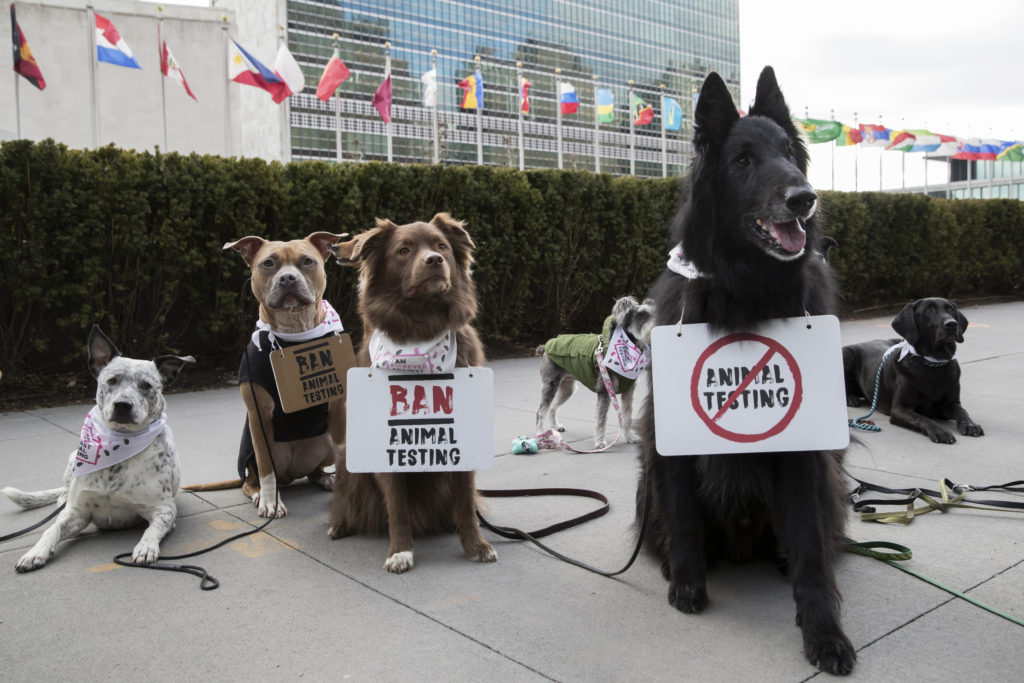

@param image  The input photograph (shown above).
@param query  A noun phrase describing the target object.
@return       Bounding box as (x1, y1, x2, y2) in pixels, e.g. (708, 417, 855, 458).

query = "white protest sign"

(346, 367, 494, 473)
(651, 315, 849, 455)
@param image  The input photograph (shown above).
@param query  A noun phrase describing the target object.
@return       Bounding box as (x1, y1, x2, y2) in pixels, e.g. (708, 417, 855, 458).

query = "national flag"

(273, 43, 305, 99)
(160, 40, 196, 101)
(835, 124, 862, 146)
(11, 4, 45, 90)
(597, 88, 614, 123)
(458, 68, 483, 109)
(796, 118, 841, 144)
(373, 75, 392, 123)
(519, 76, 531, 114)
(887, 129, 958, 153)
(953, 138, 1012, 160)
(631, 93, 653, 126)
(95, 13, 140, 69)
(858, 123, 891, 147)
(559, 81, 579, 115)
(996, 142, 1024, 163)
(316, 47, 350, 102)
(420, 67, 437, 107)
(663, 96, 683, 131)
(228, 39, 288, 102)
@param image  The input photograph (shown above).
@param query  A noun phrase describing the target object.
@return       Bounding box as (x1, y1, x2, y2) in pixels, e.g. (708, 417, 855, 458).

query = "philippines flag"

(228, 39, 289, 103)
(559, 81, 579, 115)
(95, 13, 140, 69)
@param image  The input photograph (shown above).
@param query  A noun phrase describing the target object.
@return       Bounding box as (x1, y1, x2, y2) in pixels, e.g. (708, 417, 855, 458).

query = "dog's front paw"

(15, 548, 51, 573)
(959, 423, 984, 437)
(594, 436, 609, 449)
(309, 471, 335, 491)
(668, 581, 708, 614)
(253, 490, 287, 518)
(384, 550, 414, 573)
(131, 540, 161, 565)
(928, 429, 956, 444)
(804, 628, 857, 675)
(466, 541, 497, 564)
(626, 429, 642, 444)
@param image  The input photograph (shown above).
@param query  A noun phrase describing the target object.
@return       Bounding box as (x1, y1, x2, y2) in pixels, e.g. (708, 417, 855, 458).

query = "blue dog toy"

(512, 435, 539, 454)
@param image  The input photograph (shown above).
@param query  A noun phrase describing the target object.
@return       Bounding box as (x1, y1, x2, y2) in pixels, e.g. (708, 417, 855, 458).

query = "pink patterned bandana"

(72, 406, 169, 478)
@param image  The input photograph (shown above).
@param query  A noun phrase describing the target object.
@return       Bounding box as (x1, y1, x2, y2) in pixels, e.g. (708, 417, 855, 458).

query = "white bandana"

(252, 300, 344, 350)
(891, 340, 956, 365)
(667, 242, 710, 280)
(72, 406, 169, 479)
(602, 324, 650, 379)
(369, 328, 457, 374)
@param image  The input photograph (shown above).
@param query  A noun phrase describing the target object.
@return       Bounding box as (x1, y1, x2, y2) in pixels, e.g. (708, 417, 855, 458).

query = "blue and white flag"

(95, 13, 140, 69)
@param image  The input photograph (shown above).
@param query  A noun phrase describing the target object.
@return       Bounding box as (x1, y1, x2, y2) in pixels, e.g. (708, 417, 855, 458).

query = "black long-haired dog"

(637, 67, 855, 675)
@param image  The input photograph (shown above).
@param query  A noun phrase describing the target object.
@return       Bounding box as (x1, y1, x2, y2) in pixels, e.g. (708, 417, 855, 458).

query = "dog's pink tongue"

(767, 219, 807, 253)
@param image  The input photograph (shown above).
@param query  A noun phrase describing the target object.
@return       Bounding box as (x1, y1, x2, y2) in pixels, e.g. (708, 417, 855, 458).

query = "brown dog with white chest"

(328, 212, 496, 573)
(218, 232, 348, 518)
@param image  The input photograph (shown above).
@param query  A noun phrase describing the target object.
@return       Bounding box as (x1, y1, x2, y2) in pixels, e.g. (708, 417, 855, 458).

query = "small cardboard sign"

(270, 333, 357, 413)
(651, 316, 849, 455)
(345, 367, 494, 473)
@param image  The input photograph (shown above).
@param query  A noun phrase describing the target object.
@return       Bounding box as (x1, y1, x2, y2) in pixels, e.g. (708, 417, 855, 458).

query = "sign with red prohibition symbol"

(651, 316, 849, 455)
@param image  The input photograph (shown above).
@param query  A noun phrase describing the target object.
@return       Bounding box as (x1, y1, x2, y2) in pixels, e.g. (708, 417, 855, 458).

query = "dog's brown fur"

(328, 213, 496, 573)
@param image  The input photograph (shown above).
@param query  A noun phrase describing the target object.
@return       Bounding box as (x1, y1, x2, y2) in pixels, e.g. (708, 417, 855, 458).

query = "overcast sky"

(738, 0, 1024, 191)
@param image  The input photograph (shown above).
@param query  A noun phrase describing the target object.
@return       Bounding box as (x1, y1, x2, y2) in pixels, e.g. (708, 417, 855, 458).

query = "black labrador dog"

(843, 297, 983, 443)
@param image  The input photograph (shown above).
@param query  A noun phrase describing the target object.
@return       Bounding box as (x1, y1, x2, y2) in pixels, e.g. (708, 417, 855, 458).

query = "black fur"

(638, 67, 856, 675)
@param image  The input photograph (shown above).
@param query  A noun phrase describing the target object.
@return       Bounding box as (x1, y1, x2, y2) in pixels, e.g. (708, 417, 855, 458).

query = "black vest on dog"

(236, 330, 331, 480)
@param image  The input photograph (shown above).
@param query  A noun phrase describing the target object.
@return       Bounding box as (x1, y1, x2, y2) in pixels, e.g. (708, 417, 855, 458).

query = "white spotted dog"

(536, 296, 656, 448)
(2, 326, 194, 572)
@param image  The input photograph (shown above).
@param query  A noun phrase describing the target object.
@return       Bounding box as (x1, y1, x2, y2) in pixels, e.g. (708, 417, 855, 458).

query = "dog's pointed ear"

(152, 355, 196, 387)
(88, 325, 121, 378)
(954, 306, 968, 343)
(892, 300, 921, 348)
(305, 232, 350, 261)
(223, 236, 266, 266)
(749, 66, 808, 172)
(333, 221, 392, 266)
(430, 212, 475, 268)
(694, 72, 739, 149)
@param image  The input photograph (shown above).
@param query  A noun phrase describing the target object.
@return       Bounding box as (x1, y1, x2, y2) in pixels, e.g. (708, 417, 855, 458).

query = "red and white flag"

(160, 40, 196, 101)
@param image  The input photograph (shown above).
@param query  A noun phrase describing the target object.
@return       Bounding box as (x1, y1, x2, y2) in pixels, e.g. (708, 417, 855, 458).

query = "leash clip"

(952, 482, 975, 493)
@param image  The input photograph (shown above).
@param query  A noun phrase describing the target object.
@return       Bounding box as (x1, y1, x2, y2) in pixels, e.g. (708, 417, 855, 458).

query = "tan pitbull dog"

(222, 232, 347, 517)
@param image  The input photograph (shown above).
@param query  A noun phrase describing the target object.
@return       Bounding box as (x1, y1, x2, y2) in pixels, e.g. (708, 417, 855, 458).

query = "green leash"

(846, 540, 1024, 628)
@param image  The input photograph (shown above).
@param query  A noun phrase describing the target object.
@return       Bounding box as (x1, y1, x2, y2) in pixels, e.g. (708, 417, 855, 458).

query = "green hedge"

(1, 139, 1021, 380)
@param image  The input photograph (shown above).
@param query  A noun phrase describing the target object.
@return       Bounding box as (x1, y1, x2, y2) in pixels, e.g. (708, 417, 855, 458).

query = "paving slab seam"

(961, 349, 1024, 365)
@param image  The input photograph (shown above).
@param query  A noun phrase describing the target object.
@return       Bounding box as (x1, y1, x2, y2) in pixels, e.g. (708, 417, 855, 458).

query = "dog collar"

(72, 406, 169, 479)
(602, 324, 650, 380)
(891, 340, 956, 366)
(252, 300, 344, 350)
(369, 328, 457, 374)
(667, 242, 710, 280)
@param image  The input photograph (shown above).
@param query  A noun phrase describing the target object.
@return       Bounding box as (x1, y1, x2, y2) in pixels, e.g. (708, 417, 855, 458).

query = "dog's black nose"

(113, 401, 133, 417)
(785, 187, 817, 214)
(424, 253, 443, 266)
(943, 318, 958, 331)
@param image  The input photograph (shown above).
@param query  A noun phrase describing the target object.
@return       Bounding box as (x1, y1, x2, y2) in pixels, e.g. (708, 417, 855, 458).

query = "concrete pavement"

(2, 302, 1023, 680)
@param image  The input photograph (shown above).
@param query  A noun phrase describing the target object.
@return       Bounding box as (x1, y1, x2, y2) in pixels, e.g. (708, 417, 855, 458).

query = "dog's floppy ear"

(88, 325, 121, 378)
(892, 300, 921, 348)
(152, 355, 196, 387)
(223, 236, 266, 266)
(611, 295, 639, 320)
(333, 221, 393, 266)
(305, 232, 349, 261)
(748, 66, 808, 172)
(694, 71, 739, 149)
(954, 305, 968, 343)
(430, 212, 475, 270)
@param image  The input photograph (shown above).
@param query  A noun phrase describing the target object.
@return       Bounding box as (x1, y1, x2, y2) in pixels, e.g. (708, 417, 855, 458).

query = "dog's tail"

(180, 479, 243, 492)
(1, 486, 66, 509)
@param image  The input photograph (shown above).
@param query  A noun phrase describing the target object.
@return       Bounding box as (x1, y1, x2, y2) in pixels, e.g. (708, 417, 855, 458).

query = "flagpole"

(830, 109, 835, 190)
(331, 34, 342, 163)
(432, 50, 439, 165)
(14, 66, 21, 139)
(628, 80, 635, 176)
(474, 55, 482, 165)
(87, 5, 99, 149)
(278, 25, 292, 163)
(222, 17, 231, 156)
(901, 118, 906, 191)
(853, 112, 859, 192)
(158, 9, 168, 152)
(384, 41, 392, 163)
(592, 74, 600, 173)
(555, 68, 563, 170)
(516, 61, 524, 171)
(660, 84, 667, 178)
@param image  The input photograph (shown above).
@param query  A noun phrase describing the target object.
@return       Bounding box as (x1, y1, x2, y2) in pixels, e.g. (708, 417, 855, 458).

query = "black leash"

(477, 485, 648, 578)
(113, 278, 283, 590)
(848, 472, 1024, 523)
(0, 502, 66, 543)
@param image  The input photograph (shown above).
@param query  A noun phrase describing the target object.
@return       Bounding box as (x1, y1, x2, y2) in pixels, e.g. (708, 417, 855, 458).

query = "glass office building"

(285, 0, 739, 177)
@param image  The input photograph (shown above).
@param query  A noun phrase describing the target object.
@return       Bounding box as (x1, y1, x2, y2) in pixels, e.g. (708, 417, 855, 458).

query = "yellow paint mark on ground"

(228, 531, 300, 558)
(209, 519, 247, 531)
(87, 562, 121, 573)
